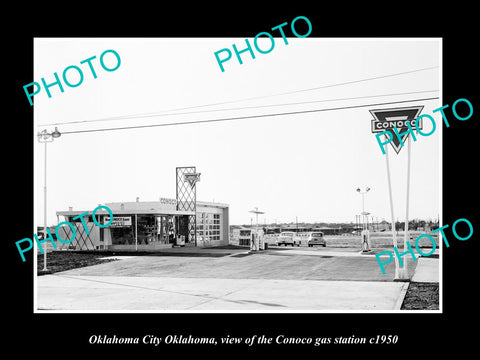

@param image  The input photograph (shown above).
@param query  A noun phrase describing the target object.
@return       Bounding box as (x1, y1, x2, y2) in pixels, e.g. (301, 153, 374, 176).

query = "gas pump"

(361, 229, 371, 253)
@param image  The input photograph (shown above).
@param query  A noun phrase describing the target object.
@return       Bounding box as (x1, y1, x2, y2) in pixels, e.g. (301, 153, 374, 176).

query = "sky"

(34, 38, 441, 226)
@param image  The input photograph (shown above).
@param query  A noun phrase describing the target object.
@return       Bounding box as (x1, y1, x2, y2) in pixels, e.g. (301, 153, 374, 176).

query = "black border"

(6, 3, 478, 355)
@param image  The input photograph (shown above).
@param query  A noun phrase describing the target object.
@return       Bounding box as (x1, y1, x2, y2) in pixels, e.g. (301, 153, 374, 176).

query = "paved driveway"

(36, 249, 422, 312)
(51, 250, 417, 281)
(37, 274, 408, 311)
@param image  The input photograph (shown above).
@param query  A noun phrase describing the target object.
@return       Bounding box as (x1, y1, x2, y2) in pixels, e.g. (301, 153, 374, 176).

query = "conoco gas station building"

(55, 167, 229, 250)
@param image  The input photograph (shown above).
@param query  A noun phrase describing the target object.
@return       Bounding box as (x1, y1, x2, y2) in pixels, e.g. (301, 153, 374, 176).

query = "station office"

(56, 198, 229, 250)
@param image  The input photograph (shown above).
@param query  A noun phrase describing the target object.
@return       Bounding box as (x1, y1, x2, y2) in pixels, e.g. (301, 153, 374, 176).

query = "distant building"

(377, 220, 391, 231)
(312, 226, 342, 235)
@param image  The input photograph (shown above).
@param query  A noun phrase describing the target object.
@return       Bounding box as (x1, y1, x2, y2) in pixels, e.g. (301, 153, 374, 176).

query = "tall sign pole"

(384, 135, 400, 279)
(370, 106, 423, 280)
(404, 134, 412, 276)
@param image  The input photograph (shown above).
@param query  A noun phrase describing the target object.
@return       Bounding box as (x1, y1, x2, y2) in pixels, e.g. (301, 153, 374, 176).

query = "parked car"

(277, 232, 298, 246)
(307, 232, 326, 247)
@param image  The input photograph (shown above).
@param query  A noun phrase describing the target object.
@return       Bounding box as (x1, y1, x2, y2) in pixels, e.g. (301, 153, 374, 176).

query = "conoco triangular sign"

(370, 106, 424, 154)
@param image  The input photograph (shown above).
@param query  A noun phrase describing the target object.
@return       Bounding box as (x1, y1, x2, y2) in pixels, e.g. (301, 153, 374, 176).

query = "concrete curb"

(394, 282, 410, 310)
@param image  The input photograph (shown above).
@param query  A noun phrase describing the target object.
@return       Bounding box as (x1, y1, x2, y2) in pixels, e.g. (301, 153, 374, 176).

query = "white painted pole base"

(396, 267, 409, 280)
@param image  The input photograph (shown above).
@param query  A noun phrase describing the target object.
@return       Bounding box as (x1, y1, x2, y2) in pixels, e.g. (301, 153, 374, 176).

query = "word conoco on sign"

(375, 98, 473, 155)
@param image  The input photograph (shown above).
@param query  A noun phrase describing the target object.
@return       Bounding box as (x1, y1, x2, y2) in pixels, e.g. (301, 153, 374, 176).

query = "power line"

(41, 89, 439, 127)
(60, 96, 440, 135)
(38, 66, 439, 127)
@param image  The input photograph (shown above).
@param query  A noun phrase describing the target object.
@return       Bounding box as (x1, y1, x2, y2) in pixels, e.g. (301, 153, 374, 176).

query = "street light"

(356, 187, 371, 252)
(356, 187, 370, 230)
(37, 127, 61, 271)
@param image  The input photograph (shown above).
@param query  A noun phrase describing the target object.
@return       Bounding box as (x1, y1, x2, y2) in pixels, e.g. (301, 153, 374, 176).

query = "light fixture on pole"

(356, 187, 371, 252)
(356, 187, 370, 230)
(37, 127, 61, 272)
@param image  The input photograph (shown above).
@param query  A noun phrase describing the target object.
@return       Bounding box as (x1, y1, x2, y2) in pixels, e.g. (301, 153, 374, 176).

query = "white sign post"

(403, 134, 412, 278)
(370, 106, 424, 280)
(384, 134, 400, 279)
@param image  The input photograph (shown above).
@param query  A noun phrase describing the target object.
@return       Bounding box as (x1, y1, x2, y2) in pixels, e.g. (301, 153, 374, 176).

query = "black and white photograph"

(32, 37, 442, 313)
(6, 4, 478, 356)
